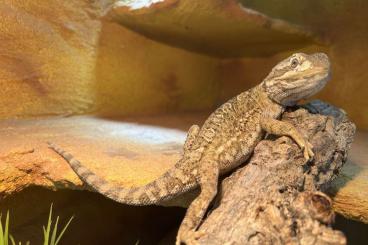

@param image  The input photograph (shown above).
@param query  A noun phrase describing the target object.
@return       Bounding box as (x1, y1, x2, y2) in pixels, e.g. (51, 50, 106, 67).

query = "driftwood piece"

(326, 131, 368, 223)
(197, 101, 356, 245)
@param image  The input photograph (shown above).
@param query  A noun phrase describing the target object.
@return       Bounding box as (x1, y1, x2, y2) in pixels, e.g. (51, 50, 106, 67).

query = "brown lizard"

(48, 52, 331, 245)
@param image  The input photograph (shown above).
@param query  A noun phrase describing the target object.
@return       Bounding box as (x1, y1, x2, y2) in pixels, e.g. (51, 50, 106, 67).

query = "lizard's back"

(189, 85, 283, 173)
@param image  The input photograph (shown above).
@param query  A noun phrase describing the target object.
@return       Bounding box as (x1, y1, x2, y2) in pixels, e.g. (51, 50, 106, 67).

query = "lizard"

(48, 52, 331, 245)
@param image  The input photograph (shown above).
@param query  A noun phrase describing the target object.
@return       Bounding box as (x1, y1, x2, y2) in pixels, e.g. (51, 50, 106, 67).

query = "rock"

(0, 1, 221, 119)
(0, 115, 189, 198)
(109, 0, 320, 57)
(0, 1, 100, 117)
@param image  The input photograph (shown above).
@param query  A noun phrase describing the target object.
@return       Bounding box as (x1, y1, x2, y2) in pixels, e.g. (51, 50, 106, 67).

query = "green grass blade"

(50, 216, 59, 245)
(54, 216, 73, 245)
(42, 226, 47, 242)
(0, 214, 4, 245)
(9, 235, 15, 245)
(43, 204, 53, 245)
(5, 211, 10, 245)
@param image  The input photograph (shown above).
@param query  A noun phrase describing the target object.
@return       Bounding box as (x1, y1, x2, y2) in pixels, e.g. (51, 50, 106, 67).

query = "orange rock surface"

(0, 115, 190, 198)
(110, 0, 317, 57)
(0, 0, 220, 119)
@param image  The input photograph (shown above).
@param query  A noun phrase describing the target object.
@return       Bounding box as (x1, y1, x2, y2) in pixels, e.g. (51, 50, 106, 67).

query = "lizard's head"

(263, 53, 330, 106)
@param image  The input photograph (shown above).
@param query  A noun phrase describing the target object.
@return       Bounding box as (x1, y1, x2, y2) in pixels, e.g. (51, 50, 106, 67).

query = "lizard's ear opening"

(262, 78, 288, 105)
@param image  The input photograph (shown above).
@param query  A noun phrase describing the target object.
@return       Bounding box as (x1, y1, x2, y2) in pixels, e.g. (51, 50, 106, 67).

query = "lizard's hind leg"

(176, 159, 219, 245)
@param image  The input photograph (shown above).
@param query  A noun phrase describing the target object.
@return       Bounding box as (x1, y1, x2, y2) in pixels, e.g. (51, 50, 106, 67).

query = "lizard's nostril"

(315, 53, 329, 62)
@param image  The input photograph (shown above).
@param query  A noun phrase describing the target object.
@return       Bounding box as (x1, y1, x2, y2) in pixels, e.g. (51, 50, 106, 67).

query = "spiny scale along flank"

(48, 142, 196, 205)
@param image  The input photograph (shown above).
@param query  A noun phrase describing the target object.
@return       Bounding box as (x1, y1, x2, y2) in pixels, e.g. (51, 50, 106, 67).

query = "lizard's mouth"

(280, 69, 331, 106)
(308, 68, 331, 95)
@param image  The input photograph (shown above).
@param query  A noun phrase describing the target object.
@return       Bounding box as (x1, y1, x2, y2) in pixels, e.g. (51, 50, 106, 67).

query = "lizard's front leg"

(260, 117, 314, 161)
(184, 125, 200, 154)
(176, 159, 219, 245)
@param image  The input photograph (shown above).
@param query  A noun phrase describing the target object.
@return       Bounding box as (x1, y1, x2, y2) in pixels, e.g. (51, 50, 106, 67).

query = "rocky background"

(0, 0, 367, 129)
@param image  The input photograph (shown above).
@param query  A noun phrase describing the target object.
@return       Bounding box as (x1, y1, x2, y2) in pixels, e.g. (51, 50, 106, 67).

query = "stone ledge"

(108, 0, 321, 57)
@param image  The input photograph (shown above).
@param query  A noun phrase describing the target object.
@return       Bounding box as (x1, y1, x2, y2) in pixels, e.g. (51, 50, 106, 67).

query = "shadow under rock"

(334, 214, 368, 245)
(0, 187, 185, 245)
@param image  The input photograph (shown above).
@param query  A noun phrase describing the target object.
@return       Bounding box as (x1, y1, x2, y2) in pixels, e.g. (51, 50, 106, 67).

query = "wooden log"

(197, 101, 355, 244)
(327, 131, 368, 223)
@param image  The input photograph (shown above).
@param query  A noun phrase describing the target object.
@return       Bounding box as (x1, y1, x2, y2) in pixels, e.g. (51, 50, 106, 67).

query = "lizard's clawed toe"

(302, 140, 314, 162)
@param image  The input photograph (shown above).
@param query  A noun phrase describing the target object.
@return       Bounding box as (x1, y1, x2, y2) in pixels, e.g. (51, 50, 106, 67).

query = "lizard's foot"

(299, 139, 314, 161)
(176, 230, 204, 245)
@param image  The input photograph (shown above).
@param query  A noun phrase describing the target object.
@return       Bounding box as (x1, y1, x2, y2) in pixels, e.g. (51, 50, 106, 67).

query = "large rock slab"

(0, 115, 190, 198)
(109, 0, 319, 57)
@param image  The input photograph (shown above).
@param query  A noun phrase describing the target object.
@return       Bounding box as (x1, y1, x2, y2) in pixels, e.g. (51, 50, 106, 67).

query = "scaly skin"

(48, 52, 331, 245)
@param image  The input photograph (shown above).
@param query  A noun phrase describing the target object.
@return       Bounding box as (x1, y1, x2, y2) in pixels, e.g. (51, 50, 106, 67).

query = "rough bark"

(197, 100, 356, 245)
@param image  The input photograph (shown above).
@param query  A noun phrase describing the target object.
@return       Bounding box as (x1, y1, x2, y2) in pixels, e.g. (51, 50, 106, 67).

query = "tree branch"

(197, 100, 355, 245)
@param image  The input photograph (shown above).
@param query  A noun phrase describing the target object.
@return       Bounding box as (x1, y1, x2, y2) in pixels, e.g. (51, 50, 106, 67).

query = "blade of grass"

(50, 216, 59, 245)
(43, 204, 53, 245)
(54, 216, 73, 245)
(42, 226, 47, 242)
(5, 211, 10, 245)
(9, 235, 15, 245)
(0, 213, 4, 245)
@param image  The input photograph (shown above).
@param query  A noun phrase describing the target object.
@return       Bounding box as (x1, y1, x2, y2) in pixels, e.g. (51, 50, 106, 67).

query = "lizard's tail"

(48, 142, 196, 206)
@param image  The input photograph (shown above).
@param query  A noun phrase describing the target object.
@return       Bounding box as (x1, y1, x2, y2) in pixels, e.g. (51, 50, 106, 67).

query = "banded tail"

(48, 142, 197, 205)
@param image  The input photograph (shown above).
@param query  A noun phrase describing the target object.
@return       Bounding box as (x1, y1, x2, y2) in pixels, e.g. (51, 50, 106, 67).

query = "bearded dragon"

(48, 52, 331, 245)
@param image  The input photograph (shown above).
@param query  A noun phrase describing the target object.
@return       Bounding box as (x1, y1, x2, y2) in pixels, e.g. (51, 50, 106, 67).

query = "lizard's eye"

(290, 58, 299, 68)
